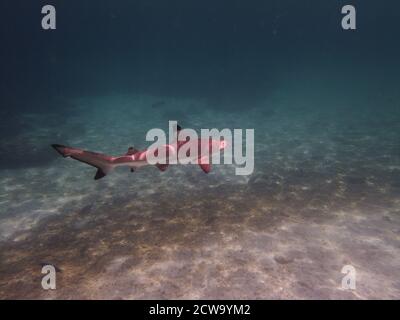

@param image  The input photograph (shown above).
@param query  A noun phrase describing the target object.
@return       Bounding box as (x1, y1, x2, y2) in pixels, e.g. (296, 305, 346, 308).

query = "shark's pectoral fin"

(94, 169, 107, 180)
(156, 163, 169, 172)
(198, 156, 211, 173)
(199, 163, 211, 173)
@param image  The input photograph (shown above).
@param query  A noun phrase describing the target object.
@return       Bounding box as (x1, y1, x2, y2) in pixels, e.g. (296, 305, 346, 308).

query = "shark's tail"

(51, 144, 114, 180)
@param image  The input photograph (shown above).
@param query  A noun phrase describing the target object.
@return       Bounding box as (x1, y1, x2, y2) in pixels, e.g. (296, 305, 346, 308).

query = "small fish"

(151, 101, 166, 109)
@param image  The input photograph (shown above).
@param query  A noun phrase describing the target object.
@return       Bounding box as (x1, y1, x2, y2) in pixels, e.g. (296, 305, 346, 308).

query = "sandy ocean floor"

(1, 71, 400, 299)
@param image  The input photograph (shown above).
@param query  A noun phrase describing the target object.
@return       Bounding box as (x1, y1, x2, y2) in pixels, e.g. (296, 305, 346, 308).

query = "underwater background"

(0, 0, 399, 299)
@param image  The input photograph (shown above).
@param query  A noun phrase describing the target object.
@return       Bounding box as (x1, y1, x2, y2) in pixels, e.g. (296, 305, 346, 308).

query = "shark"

(51, 126, 227, 180)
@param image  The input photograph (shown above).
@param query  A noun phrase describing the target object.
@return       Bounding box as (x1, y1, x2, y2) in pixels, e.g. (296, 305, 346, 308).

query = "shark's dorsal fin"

(126, 147, 139, 156)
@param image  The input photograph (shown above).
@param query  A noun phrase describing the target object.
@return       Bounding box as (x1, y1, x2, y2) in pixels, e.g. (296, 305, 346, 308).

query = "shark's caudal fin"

(51, 144, 114, 180)
(94, 169, 107, 180)
(52, 144, 71, 157)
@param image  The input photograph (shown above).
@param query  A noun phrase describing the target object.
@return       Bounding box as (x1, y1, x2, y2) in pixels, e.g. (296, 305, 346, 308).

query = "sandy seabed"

(0, 92, 399, 299)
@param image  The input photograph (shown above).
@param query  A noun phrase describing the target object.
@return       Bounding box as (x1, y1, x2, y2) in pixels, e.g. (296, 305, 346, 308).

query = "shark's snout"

(220, 140, 228, 149)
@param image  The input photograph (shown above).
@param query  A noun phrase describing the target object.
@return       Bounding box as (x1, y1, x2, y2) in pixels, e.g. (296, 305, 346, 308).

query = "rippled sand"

(0, 93, 399, 299)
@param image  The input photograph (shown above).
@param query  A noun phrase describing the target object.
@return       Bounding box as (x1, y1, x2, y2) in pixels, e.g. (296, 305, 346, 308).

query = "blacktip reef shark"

(52, 125, 228, 180)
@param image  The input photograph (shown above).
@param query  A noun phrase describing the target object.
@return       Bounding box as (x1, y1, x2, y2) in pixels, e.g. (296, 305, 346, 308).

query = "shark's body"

(52, 132, 226, 180)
